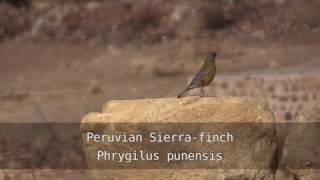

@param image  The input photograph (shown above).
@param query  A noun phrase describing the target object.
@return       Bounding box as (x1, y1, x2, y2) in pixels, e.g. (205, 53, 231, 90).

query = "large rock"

(81, 97, 277, 180)
(83, 96, 274, 123)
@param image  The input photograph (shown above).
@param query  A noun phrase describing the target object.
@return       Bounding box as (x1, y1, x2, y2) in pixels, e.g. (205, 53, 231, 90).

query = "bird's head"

(205, 52, 217, 62)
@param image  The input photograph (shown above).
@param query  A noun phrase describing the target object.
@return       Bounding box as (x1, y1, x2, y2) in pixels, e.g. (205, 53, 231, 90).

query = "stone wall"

(201, 67, 320, 121)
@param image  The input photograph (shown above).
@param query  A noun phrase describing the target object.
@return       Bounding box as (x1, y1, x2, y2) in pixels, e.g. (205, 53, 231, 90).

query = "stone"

(280, 100, 320, 179)
(275, 169, 295, 180)
(81, 97, 277, 179)
(85, 2, 101, 11)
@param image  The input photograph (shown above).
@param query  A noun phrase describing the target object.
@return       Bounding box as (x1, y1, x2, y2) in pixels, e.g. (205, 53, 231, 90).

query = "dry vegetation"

(1, 0, 320, 44)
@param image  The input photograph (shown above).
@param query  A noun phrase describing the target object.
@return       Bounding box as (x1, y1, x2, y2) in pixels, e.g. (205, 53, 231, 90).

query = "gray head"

(205, 52, 217, 62)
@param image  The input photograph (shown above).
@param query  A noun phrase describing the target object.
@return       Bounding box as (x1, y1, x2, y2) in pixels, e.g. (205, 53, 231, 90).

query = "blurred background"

(1, 0, 320, 179)
(1, 0, 320, 122)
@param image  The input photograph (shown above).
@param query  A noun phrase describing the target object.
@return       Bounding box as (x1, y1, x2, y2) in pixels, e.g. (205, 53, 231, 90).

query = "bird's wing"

(188, 69, 210, 88)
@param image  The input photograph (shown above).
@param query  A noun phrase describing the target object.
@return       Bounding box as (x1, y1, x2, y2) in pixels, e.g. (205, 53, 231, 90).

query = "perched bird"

(177, 52, 217, 98)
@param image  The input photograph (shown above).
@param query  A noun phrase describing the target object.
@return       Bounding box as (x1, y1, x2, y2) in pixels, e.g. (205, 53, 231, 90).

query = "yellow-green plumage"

(177, 52, 217, 98)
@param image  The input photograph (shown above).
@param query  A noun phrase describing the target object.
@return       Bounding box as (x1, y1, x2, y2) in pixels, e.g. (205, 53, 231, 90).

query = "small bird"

(177, 52, 217, 98)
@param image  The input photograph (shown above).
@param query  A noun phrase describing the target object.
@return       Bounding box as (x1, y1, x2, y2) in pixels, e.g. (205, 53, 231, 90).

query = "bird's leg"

(200, 87, 205, 97)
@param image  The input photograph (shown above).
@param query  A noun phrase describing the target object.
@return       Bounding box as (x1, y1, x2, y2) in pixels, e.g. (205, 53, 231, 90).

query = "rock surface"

(83, 96, 274, 123)
(81, 97, 277, 180)
(279, 100, 320, 180)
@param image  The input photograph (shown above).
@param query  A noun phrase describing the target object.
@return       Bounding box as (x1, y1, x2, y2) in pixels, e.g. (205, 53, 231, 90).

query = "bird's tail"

(177, 88, 188, 98)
